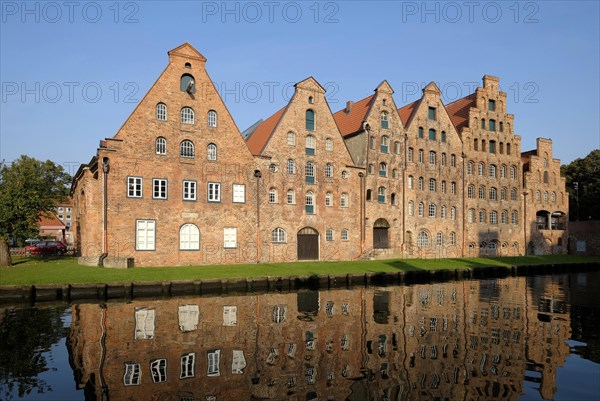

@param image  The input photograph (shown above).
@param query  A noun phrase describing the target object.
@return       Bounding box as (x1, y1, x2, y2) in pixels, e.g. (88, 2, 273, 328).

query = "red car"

(24, 241, 67, 256)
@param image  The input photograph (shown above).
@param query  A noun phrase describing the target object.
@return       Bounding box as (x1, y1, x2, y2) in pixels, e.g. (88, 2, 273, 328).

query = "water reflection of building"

(68, 276, 572, 401)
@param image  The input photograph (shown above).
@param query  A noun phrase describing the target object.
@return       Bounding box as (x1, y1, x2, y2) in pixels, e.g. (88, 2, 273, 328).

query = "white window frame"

(181, 107, 195, 124)
(124, 363, 141, 386)
(325, 138, 333, 151)
(208, 182, 221, 202)
(325, 192, 332, 207)
(178, 305, 199, 332)
(272, 227, 286, 243)
(287, 131, 296, 146)
(224, 227, 237, 249)
(287, 189, 295, 204)
(155, 137, 166, 155)
(287, 159, 295, 174)
(152, 179, 167, 199)
(136, 220, 155, 251)
(207, 110, 217, 127)
(269, 188, 278, 204)
(180, 352, 196, 379)
(156, 103, 167, 121)
(341, 229, 349, 241)
(340, 193, 348, 207)
(134, 307, 155, 339)
(180, 223, 200, 250)
(150, 359, 167, 383)
(180, 140, 195, 158)
(127, 176, 143, 198)
(207, 350, 221, 377)
(207, 143, 217, 161)
(326, 228, 334, 241)
(232, 184, 245, 203)
(183, 180, 197, 201)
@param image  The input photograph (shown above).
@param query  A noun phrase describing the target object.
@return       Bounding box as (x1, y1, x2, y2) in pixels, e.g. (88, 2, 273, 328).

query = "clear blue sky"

(1, 1, 599, 175)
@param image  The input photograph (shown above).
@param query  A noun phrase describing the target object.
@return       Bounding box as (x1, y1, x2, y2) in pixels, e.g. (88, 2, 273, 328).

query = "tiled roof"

(521, 149, 537, 163)
(333, 95, 375, 137)
(397, 99, 420, 127)
(445, 94, 476, 132)
(245, 106, 287, 156)
(37, 212, 66, 229)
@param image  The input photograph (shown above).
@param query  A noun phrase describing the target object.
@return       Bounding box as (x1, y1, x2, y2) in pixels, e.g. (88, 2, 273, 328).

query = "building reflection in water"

(67, 274, 574, 401)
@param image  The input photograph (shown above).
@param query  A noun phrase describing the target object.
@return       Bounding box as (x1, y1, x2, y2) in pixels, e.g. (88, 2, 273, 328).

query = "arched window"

(551, 192, 556, 202)
(428, 129, 436, 141)
(418, 176, 424, 191)
(510, 166, 516, 179)
(305, 135, 316, 155)
(180, 224, 200, 250)
(340, 193, 348, 207)
(417, 230, 430, 248)
(489, 187, 497, 200)
(180, 74, 195, 93)
(428, 203, 437, 218)
(511, 188, 517, 200)
(441, 153, 446, 166)
(500, 165, 506, 178)
(429, 151, 436, 165)
(451, 207, 456, 220)
(418, 149, 424, 163)
(441, 205, 447, 219)
(468, 185, 474, 198)
(408, 147, 414, 162)
(451, 154, 456, 167)
(269, 188, 278, 203)
(535, 190, 541, 201)
(380, 136, 389, 153)
(180, 140, 194, 158)
(474, 138, 478, 151)
(326, 228, 334, 241)
(325, 163, 333, 178)
(392, 168, 398, 179)
(394, 141, 400, 154)
(544, 191, 548, 201)
(325, 192, 332, 206)
(341, 229, 349, 241)
(305, 162, 315, 184)
(436, 232, 443, 246)
(429, 178, 436, 192)
(501, 210, 508, 224)
(507, 143, 512, 155)
(441, 131, 446, 142)
(272, 228, 286, 243)
(381, 111, 389, 129)
(479, 209, 486, 223)
(156, 103, 167, 121)
(479, 186, 486, 199)
(156, 137, 166, 155)
(449, 232, 456, 246)
(478, 162, 484, 176)
(366, 189, 372, 201)
(418, 202, 424, 217)
(180, 107, 195, 124)
(511, 210, 518, 225)
(468, 161, 474, 175)
(468, 209, 475, 223)
(408, 175, 414, 189)
(306, 109, 315, 131)
(305, 191, 315, 214)
(391, 193, 397, 205)
(543, 171, 549, 183)
(501, 187, 507, 200)
(379, 162, 387, 177)
(325, 138, 333, 151)
(451, 182, 456, 194)
(408, 201, 414, 216)
(490, 210, 498, 224)
(207, 110, 217, 127)
(207, 143, 217, 161)
(287, 189, 295, 204)
(287, 131, 296, 146)
(489, 164, 497, 178)
(368, 164, 374, 174)
(441, 180, 446, 193)
(378, 187, 386, 203)
(308, 96, 314, 104)
(287, 159, 295, 174)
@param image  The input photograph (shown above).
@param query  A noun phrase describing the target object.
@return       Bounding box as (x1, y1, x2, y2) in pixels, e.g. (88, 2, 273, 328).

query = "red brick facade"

(71, 43, 568, 267)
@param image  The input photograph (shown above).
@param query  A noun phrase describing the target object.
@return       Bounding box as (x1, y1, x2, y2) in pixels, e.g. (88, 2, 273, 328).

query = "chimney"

(345, 100, 353, 114)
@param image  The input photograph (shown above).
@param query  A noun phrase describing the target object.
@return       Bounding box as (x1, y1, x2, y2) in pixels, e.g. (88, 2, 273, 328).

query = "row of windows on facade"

(472, 138, 512, 155)
(407, 149, 458, 167)
(272, 160, 350, 181)
(156, 103, 218, 127)
(466, 185, 520, 201)
(466, 209, 520, 225)
(414, 230, 458, 248)
(407, 177, 458, 194)
(269, 188, 350, 209)
(135, 221, 351, 251)
(407, 202, 457, 221)
(467, 162, 519, 180)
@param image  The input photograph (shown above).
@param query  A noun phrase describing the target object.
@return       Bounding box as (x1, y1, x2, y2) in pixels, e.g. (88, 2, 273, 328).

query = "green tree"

(0, 156, 71, 266)
(560, 149, 600, 221)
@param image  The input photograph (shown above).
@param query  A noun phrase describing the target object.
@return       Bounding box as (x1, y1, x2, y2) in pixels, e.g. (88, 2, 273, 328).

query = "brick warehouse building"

(71, 43, 568, 267)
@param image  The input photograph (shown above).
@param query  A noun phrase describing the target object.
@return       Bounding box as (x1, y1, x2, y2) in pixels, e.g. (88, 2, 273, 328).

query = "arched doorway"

(297, 227, 319, 260)
(373, 218, 390, 249)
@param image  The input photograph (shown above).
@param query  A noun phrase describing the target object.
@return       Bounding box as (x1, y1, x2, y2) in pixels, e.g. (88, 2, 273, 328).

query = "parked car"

(24, 241, 67, 256)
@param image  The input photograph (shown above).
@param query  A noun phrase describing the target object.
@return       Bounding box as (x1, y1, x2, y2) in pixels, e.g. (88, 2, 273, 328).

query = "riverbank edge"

(1, 262, 598, 305)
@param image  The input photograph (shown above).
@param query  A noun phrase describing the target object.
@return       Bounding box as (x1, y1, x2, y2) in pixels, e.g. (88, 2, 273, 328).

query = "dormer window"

(180, 74, 195, 93)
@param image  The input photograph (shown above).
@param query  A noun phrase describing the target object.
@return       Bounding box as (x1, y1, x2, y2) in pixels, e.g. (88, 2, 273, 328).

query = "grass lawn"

(1, 255, 598, 286)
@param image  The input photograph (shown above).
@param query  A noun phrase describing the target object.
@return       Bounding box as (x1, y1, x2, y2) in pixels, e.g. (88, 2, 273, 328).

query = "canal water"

(1, 270, 599, 401)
